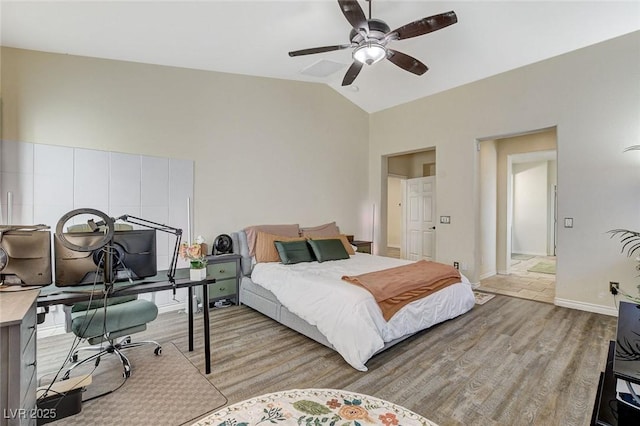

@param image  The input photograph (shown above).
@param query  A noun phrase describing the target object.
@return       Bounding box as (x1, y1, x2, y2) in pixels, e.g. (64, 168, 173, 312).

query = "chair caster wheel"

(154, 347, 162, 356)
(70, 354, 78, 363)
(62, 371, 70, 381)
(123, 367, 131, 378)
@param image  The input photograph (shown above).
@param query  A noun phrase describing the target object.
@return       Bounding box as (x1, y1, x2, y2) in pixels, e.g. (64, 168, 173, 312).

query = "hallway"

(477, 255, 556, 304)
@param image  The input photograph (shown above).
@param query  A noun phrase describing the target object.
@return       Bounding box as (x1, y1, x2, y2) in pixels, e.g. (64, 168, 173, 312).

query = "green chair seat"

(71, 298, 158, 341)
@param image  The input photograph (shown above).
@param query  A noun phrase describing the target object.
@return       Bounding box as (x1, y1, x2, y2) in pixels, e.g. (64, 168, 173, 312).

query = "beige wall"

(386, 176, 403, 248)
(370, 31, 640, 314)
(2, 30, 639, 315)
(0, 47, 370, 243)
(479, 140, 497, 279)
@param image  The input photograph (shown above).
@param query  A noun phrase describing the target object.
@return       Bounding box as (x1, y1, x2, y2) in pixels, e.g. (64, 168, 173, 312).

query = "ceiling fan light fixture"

(353, 42, 387, 65)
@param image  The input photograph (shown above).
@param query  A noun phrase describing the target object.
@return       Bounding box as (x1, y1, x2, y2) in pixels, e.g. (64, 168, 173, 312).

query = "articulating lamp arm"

(116, 215, 183, 285)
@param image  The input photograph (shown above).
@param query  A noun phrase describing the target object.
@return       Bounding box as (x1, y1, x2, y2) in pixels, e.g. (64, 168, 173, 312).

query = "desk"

(37, 272, 216, 375)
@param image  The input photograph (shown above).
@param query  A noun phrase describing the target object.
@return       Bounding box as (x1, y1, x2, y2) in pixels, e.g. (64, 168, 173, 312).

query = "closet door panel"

(74, 148, 109, 211)
(33, 144, 73, 228)
(1, 141, 34, 174)
(1, 142, 34, 225)
(109, 152, 141, 210)
(168, 158, 193, 268)
(141, 156, 169, 207)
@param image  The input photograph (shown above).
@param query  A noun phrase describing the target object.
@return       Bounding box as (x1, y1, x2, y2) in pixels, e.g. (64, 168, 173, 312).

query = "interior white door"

(405, 176, 436, 261)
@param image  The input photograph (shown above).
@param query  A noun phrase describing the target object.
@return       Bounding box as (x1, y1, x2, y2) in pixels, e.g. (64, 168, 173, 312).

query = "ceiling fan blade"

(390, 11, 457, 40)
(342, 61, 363, 86)
(387, 49, 428, 75)
(338, 0, 369, 33)
(288, 44, 351, 57)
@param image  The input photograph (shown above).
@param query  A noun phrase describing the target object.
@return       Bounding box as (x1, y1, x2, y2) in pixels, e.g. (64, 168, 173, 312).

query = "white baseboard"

(479, 270, 497, 280)
(37, 325, 67, 338)
(554, 297, 618, 317)
(37, 302, 187, 339)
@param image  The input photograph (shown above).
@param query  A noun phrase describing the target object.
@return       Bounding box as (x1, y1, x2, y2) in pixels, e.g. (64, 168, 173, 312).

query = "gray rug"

(511, 253, 535, 261)
(43, 342, 227, 425)
(527, 261, 556, 275)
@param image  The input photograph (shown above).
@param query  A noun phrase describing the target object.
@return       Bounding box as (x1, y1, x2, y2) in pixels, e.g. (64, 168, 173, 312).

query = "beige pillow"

(244, 224, 300, 256)
(255, 231, 305, 263)
(300, 222, 340, 238)
(308, 234, 355, 255)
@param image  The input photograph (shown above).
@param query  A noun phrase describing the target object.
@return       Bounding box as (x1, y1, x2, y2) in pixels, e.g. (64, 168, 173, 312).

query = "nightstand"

(351, 240, 372, 254)
(197, 253, 241, 309)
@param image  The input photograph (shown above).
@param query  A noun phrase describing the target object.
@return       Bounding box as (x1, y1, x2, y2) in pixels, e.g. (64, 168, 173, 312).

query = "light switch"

(564, 218, 573, 228)
(440, 216, 451, 224)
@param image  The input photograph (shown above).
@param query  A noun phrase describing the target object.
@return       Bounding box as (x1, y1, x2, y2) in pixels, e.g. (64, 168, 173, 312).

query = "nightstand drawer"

(208, 279, 235, 298)
(206, 261, 236, 280)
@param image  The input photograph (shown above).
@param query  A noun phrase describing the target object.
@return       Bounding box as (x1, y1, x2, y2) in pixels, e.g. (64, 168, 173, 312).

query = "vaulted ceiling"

(2, 1, 639, 112)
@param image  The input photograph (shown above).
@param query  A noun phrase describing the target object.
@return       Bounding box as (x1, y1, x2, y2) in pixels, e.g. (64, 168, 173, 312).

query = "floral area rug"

(192, 388, 437, 426)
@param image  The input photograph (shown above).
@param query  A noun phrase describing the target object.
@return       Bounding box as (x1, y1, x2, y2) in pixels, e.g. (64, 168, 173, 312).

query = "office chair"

(62, 295, 160, 379)
(62, 224, 161, 379)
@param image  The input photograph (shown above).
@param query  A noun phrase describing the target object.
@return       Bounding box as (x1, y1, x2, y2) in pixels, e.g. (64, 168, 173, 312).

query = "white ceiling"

(2, 1, 639, 113)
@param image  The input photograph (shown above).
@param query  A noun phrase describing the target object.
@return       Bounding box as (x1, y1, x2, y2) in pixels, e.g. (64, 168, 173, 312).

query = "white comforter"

(250, 253, 475, 371)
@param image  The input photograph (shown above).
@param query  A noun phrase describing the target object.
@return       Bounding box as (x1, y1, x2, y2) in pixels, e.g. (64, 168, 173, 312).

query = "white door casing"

(404, 176, 436, 261)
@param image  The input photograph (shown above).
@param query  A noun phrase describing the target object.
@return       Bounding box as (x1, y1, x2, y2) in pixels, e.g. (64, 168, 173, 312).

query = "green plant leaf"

(293, 400, 332, 415)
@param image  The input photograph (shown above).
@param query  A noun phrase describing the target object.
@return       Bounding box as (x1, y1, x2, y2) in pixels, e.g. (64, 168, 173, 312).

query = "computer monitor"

(54, 229, 157, 286)
(0, 229, 52, 286)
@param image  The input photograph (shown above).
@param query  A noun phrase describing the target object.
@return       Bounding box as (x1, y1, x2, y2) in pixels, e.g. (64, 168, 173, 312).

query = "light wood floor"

(38, 295, 614, 426)
(478, 255, 556, 304)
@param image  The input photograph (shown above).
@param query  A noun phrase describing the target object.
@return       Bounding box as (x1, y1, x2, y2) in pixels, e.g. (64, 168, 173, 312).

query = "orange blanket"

(342, 260, 461, 321)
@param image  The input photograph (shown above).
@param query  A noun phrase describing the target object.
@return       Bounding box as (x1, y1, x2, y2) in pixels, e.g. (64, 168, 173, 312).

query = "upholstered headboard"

(231, 222, 341, 277)
(231, 231, 252, 277)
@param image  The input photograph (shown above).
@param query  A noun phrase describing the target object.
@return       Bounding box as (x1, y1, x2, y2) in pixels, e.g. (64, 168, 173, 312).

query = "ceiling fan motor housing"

(349, 18, 391, 44)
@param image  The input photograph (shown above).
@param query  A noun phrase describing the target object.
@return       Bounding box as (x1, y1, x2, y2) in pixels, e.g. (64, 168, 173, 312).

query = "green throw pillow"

(274, 240, 316, 264)
(308, 239, 350, 263)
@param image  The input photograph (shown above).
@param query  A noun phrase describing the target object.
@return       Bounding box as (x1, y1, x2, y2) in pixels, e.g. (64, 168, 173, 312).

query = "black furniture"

(592, 302, 640, 425)
(37, 269, 216, 374)
(351, 240, 372, 254)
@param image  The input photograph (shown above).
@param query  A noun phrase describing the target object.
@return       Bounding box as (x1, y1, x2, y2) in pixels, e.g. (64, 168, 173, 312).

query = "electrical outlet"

(609, 281, 619, 295)
(453, 261, 459, 270)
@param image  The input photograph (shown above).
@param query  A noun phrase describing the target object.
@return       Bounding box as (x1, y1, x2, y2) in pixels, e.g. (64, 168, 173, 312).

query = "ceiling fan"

(288, 0, 458, 86)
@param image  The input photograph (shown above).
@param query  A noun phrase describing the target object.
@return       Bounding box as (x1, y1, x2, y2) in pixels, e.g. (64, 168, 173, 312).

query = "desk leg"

(188, 286, 194, 352)
(202, 283, 211, 374)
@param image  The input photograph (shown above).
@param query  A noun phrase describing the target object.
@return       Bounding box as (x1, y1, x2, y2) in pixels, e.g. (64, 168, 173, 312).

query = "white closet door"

(33, 144, 74, 228)
(1, 141, 34, 224)
(141, 155, 170, 270)
(169, 158, 194, 269)
(109, 152, 141, 218)
(74, 148, 109, 213)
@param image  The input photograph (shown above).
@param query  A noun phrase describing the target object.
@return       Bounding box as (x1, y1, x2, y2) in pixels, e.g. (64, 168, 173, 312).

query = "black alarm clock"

(212, 234, 233, 255)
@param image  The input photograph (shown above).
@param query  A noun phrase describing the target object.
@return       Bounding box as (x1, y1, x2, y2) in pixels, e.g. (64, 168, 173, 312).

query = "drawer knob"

(218, 269, 225, 273)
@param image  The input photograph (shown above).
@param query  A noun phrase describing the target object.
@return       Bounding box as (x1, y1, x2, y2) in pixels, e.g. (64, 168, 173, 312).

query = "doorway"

(477, 129, 557, 304)
(385, 148, 436, 259)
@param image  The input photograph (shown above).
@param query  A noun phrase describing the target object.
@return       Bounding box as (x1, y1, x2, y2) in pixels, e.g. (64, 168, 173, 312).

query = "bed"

(231, 228, 475, 371)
